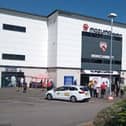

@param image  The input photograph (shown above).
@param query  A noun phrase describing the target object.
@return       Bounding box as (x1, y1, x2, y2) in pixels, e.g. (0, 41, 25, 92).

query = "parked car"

(45, 85, 91, 102)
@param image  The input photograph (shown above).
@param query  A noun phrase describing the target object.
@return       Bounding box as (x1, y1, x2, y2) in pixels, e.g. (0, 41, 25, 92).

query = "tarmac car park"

(45, 85, 91, 102)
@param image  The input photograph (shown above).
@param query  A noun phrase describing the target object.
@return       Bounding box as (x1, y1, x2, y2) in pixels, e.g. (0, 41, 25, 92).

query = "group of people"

(88, 79, 125, 98)
(29, 79, 54, 90)
(16, 77, 55, 93)
(16, 77, 27, 93)
(111, 81, 125, 97)
(88, 80, 107, 98)
(46, 80, 54, 90)
(9, 75, 27, 93)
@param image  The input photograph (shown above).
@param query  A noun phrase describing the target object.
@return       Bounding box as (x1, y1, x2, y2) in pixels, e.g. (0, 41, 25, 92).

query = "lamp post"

(108, 13, 117, 99)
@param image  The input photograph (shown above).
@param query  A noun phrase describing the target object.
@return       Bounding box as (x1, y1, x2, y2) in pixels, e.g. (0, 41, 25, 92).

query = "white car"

(45, 85, 91, 102)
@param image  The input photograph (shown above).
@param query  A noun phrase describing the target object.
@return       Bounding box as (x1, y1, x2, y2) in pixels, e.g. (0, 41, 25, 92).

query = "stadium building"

(0, 8, 126, 88)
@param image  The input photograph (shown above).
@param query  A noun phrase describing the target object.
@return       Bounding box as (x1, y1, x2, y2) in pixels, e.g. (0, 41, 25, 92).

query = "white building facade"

(0, 8, 126, 87)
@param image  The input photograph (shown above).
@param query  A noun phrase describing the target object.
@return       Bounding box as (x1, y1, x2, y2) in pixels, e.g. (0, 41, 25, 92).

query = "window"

(81, 58, 121, 65)
(82, 32, 122, 41)
(2, 53, 25, 61)
(3, 24, 26, 32)
(55, 87, 65, 91)
(80, 87, 89, 91)
(69, 87, 78, 91)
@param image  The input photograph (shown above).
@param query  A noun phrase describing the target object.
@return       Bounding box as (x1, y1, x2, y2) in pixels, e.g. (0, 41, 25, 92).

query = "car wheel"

(70, 96, 77, 102)
(84, 98, 90, 102)
(47, 94, 52, 100)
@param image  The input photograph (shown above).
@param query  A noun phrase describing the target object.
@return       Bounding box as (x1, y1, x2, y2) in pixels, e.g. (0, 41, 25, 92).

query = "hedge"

(93, 99, 126, 126)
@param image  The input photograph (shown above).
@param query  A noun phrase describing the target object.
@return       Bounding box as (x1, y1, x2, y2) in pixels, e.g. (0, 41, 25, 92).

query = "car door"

(54, 86, 66, 100)
(62, 87, 71, 100)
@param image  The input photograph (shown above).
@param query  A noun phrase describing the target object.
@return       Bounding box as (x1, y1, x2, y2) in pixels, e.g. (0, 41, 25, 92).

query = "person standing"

(115, 80, 120, 97)
(47, 80, 52, 91)
(73, 79, 77, 85)
(88, 80, 94, 97)
(16, 77, 21, 91)
(23, 78, 27, 93)
(93, 80, 98, 98)
(120, 84, 124, 97)
(20, 77, 24, 87)
(93, 83, 97, 97)
(111, 83, 115, 96)
(96, 87, 100, 98)
(10, 76, 16, 87)
(101, 82, 107, 98)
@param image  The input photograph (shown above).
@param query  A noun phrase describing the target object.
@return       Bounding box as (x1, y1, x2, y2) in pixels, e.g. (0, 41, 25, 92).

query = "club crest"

(99, 42, 107, 52)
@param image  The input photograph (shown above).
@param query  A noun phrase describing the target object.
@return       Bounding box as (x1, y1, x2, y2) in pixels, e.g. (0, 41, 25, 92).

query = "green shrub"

(93, 99, 126, 126)
(124, 86, 126, 92)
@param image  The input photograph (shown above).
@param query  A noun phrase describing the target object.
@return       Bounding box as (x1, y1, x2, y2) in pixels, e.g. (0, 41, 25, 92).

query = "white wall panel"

(0, 13, 48, 67)
(121, 36, 126, 70)
(57, 16, 83, 68)
(47, 13, 58, 67)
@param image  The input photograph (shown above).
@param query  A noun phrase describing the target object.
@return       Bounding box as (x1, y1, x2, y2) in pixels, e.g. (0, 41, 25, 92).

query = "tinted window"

(81, 31, 122, 71)
(82, 32, 122, 41)
(81, 58, 121, 65)
(3, 24, 26, 32)
(69, 87, 78, 91)
(64, 87, 70, 90)
(55, 87, 65, 91)
(80, 86, 89, 91)
(2, 53, 25, 61)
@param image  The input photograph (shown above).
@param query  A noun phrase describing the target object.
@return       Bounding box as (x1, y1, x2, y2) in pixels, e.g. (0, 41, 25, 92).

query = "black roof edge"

(48, 9, 126, 28)
(47, 9, 59, 18)
(0, 8, 47, 21)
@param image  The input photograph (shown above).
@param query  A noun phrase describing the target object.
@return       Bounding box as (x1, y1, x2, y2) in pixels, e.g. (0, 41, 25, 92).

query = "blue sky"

(0, 0, 125, 23)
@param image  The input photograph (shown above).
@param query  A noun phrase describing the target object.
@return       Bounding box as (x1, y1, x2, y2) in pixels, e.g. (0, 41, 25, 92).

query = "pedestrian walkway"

(0, 87, 46, 103)
(0, 87, 125, 104)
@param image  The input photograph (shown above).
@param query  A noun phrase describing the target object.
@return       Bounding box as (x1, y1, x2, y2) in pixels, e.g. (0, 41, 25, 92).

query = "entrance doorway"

(1, 72, 24, 88)
(81, 74, 120, 87)
(81, 75, 89, 86)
